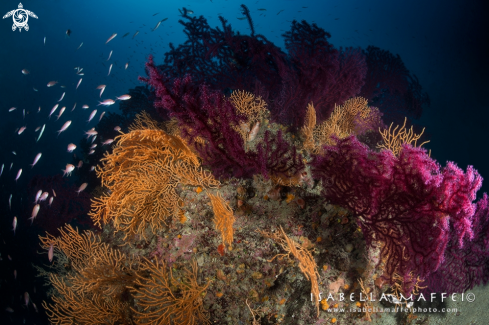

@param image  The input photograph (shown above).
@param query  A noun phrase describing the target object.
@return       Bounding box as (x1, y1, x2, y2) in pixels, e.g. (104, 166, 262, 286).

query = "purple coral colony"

(29, 5, 488, 325)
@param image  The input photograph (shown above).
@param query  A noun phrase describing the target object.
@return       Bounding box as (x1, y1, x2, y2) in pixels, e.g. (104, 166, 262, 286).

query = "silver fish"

(57, 92, 65, 102)
(37, 124, 45, 142)
(57, 121, 72, 136)
(87, 110, 97, 123)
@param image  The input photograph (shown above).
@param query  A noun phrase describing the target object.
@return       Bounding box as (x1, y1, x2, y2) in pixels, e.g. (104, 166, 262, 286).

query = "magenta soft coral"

(140, 55, 304, 180)
(311, 135, 483, 294)
(423, 193, 489, 294)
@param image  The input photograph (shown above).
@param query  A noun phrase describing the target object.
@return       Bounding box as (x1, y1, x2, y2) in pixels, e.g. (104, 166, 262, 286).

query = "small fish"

(116, 94, 131, 100)
(76, 183, 88, 195)
(153, 12, 159, 16)
(62, 164, 75, 177)
(15, 169, 22, 182)
(122, 32, 130, 38)
(12, 151, 16, 155)
(57, 92, 66, 102)
(87, 109, 97, 123)
(88, 149, 95, 155)
(77, 160, 83, 168)
(132, 31, 139, 39)
(57, 120, 72, 136)
(31, 153, 42, 168)
(66, 29, 71, 37)
(39, 192, 49, 202)
(98, 99, 115, 106)
(82, 104, 89, 109)
(49, 104, 59, 119)
(67, 143, 76, 152)
(29, 204, 40, 224)
(105, 33, 117, 44)
(44, 36, 46, 45)
(108, 63, 113, 76)
(23, 109, 25, 119)
(24, 292, 30, 307)
(153, 21, 161, 31)
(71, 103, 77, 111)
(114, 126, 121, 131)
(49, 197, 54, 206)
(47, 81, 58, 87)
(125, 62, 129, 69)
(35, 190, 42, 203)
(22, 69, 30, 75)
(35, 126, 41, 131)
(9, 194, 12, 209)
(107, 50, 113, 60)
(0, 164, 3, 176)
(90, 166, 96, 171)
(77, 42, 83, 50)
(102, 139, 114, 145)
(91, 135, 97, 143)
(85, 128, 98, 137)
(9, 107, 16, 112)
(52, 189, 56, 197)
(33, 87, 38, 91)
(48, 244, 54, 262)
(187, 10, 194, 14)
(99, 111, 105, 121)
(97, 84, 106, 97)
(76, 78, 82, 90)
(91, 143, 97, 149)
(161, 18, 168, 22)
(276, 10, 284, 15)
(37, 124, 45, 142)
(12, 216, 17, 235)
(56, 107, 66, 120)
(17, 126, 26, 135)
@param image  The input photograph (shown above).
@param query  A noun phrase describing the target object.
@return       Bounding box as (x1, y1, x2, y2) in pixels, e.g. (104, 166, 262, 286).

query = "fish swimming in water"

(66, 29, 71, 37)
(106, 33, 117, 44)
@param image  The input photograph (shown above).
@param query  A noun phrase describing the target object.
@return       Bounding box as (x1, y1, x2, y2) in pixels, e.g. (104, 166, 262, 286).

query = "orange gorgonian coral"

(89, 114, 220, 240)
(208, 192, 236, 248)
(130, 258, 210, 325)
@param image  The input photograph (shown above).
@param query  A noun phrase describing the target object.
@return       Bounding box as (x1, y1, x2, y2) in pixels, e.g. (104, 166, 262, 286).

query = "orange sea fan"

(89, 126, 220, 240)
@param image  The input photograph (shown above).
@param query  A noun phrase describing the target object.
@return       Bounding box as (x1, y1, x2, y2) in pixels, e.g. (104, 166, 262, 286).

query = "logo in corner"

(3, 3, 38, 32)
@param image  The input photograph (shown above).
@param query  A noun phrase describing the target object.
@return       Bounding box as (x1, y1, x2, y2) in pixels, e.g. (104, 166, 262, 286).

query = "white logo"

(3, 3, 37, 32)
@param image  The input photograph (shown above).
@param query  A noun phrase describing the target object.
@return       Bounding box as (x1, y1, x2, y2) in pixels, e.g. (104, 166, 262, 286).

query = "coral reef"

(35, 5, 487, 325)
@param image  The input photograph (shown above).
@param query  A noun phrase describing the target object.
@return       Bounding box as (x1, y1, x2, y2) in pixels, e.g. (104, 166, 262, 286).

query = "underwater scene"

(0, 0, 488, 324)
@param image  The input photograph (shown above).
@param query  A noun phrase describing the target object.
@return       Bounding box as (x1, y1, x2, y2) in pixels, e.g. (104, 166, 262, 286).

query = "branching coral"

(89, 115, 220, 240)
(40, 225, 136, 325)
(130, 258, 210, 325)
(208, 192, 235, 248)
(311, 135, 482, 294)
(257, 226, 320, 316)
(301, 97, 382, 154)
(141, 56, 305, 180)
(377, 116, 430, 156)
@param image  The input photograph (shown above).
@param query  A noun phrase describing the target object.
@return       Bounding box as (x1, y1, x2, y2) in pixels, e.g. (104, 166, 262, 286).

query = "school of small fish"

(2, 26, 142, 243)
